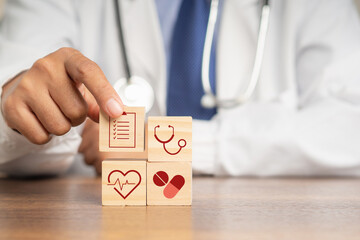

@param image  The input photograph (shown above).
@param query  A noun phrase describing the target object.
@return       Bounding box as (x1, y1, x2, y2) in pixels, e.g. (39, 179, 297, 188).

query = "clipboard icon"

(99, 106, 145, 152)
(109, 112, 136, 148)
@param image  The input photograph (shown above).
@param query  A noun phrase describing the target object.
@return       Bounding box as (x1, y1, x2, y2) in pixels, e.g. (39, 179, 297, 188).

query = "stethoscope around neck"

(113, 0, 271, 113)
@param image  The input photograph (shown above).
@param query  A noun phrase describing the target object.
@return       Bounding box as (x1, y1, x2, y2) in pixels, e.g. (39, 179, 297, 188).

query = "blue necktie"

(167, 0, 217, 120)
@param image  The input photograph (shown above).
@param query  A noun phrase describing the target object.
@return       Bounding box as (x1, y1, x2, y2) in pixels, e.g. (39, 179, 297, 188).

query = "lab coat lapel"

(121, 0, 167, 115)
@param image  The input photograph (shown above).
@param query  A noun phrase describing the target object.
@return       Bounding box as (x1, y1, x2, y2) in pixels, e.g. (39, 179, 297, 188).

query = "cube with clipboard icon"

(99, 106, 145, 152)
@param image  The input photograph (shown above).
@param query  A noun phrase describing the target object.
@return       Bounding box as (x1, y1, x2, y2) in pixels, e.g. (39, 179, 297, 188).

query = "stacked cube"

(100, 106, 192, 206)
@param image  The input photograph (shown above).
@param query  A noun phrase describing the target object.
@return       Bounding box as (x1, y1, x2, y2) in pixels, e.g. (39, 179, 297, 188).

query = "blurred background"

(0, 0, 360, 18)
(0, 0, 359, 175)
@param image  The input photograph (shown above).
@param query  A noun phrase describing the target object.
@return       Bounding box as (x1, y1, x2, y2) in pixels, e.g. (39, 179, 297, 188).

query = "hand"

(1, 47, 123, 144)
(78, 119, 123, 175)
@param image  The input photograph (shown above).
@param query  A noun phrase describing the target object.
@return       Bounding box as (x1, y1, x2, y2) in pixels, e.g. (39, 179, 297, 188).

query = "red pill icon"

(163, 175, 185, 199)
(153, 171, 169, 187)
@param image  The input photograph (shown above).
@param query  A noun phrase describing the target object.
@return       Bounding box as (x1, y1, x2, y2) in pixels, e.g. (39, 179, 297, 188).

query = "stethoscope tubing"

(201, 0, 219, 100)
(201, 0, 271, 109)
(114, 0, 132, 81)
(114, 0, 156, 113)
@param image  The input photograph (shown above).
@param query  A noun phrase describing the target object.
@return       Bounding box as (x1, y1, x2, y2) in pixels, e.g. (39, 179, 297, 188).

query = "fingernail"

(106, 98, 123, 117)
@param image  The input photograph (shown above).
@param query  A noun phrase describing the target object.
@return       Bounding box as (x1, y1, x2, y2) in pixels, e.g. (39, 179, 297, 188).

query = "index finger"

(63, 49, 124, 118)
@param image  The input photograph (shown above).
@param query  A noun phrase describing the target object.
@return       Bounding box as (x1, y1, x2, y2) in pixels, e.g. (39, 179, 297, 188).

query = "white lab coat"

(0, 0, 360, 177)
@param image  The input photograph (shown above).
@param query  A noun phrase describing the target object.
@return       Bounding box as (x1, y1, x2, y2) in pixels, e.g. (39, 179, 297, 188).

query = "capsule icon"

(163, 175, 185, 199)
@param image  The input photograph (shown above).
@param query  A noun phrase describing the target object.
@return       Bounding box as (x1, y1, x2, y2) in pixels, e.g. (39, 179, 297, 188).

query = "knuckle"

(32, 58, 54, 75)
(2, 95, 16, 115)
(58, 47, 79, 56)
(16, 75, 35, 94)
(1, 99, 23, 128)
(51, 122, 71, 136)
(31, 133, 51, 145)
(67, 107, 88, 126)
(58, 47, 73, 53)
(2, 97, 23, 126)
(76, 60, 98, 79)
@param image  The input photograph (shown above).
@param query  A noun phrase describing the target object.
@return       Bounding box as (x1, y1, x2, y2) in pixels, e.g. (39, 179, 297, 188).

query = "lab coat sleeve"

(0, 0, 82, 176)
(192, 0, 360, 176)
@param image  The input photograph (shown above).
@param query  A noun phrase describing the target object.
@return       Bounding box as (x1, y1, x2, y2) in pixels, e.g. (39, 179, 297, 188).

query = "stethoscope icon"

(154, 125, 187, 155)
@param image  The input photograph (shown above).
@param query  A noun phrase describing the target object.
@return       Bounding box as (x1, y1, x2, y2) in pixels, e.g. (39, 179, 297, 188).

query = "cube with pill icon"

(147, 161, 192, 205)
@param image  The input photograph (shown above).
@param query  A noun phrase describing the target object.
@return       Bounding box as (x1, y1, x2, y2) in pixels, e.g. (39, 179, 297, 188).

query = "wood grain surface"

(1, 176, 360, 240)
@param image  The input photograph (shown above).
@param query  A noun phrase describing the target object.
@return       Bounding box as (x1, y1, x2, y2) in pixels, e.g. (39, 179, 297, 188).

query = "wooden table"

(1, 176, 360, 240)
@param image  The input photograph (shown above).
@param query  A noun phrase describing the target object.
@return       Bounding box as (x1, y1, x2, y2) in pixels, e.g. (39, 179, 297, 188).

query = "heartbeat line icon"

(107, 178, 136, 191)
(107, 170, 142, 199)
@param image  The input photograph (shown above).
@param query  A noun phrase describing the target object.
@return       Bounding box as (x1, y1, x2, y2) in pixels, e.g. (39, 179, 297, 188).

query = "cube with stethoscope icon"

(147, 116, 192, 162)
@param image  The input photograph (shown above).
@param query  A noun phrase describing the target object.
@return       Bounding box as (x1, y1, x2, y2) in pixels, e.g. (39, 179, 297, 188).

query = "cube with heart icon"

(147, 162, 192, 205)
(102, 160, 146, 206)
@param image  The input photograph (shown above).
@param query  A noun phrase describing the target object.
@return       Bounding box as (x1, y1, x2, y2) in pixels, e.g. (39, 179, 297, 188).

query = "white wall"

(0, 0, 359, 21)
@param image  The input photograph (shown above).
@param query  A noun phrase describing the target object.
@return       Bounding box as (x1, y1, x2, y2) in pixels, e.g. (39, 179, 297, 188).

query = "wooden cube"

(148, 117, 192, 162)
(147, 162, 192, 205)
(99, 106, 145, 152)
(102, 160, 146, 206)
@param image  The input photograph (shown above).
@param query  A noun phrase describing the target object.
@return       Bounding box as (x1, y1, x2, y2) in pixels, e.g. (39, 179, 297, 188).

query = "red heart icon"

(107, 170, 141, 199)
